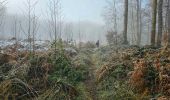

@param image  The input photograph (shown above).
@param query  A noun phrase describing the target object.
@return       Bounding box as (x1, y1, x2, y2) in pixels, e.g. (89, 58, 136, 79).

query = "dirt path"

(84, 53, 98, 100)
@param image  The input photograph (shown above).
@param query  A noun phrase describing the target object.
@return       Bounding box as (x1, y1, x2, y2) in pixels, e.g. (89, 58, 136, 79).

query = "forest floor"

(84, 52, 98, 100)
(1, 43, 170, 100)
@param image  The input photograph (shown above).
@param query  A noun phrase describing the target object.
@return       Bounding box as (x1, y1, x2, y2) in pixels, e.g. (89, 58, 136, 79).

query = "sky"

(7, 0, 106, 24)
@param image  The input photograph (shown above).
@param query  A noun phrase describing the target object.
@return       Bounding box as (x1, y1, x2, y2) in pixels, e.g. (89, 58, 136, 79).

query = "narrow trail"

(84, 51, 98, 100)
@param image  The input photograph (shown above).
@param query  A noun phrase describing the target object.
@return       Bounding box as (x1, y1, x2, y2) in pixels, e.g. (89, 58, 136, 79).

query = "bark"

(157, 0, 163, 46)
(151, 0, 157, 46)
(136, 0, 142, 45)
(168, 0, 170, 45)
(28, 0, 31, 52)
(123, 0, 129, 44)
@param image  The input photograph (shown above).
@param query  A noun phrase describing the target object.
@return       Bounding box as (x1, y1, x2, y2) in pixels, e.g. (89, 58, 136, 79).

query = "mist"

(0, 0, 107, 45)
(0, 13, 106, 42)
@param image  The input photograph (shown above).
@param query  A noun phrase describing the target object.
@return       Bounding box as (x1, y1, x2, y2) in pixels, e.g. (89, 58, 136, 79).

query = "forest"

(0, 0, 170, 100)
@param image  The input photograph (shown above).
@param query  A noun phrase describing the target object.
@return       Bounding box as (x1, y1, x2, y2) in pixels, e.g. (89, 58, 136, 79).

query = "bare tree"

(11, 16, 19, 49)
(0, 0, 6, 36)
(47, 0, 62, 52)
(78, 20, 81, 48)
(102, 0, 120, 45)
(64, 23, 73, 43)
(157, 0, 163, 46)
(32, 14, 39, 53)
(143, 1, 152, 44)
(0, 0, 6, 20)
(113, 0, 117, 34)
(20, 0, 38, 52)
(11, 16, 23, 55)
(128, 0, 137, 44)
(168, 0, 170, 45)
(112, 0, 118, 45)
(136, 0, 142, 45)
(123, 0, 129, 44)
(151, 0, 157, 46)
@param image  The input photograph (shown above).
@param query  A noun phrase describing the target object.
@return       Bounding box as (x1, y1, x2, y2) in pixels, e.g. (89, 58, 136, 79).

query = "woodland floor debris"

(0, 44, 170, 100)
(95, 45, 170, 99)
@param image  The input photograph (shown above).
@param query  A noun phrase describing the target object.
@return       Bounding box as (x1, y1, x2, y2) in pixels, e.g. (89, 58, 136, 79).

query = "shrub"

(49, 52, 85, 84)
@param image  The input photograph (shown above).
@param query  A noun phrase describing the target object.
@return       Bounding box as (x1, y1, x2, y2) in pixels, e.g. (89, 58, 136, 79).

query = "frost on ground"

(0, 39, 50, 52)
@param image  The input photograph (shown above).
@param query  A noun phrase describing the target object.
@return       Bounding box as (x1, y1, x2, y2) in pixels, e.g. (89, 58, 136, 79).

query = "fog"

(0, 0, 155, 45)
(1, 14, 106, 42)
(0, 0, 107, 44)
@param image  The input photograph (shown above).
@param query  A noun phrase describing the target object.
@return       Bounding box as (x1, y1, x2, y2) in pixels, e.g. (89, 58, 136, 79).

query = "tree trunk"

(136, 0, 142, 45)
(168, 0, 170, 45)
(157, 0, 163, 46)
(123, 0, 129, 44)
(28, 0, 32, 52)
(151, 0, 157, 46)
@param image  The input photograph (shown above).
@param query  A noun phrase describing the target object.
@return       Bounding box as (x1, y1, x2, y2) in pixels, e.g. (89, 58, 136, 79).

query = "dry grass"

(0, 78, 38, 100)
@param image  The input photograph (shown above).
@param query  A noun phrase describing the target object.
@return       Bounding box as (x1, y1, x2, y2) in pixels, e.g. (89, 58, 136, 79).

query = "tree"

(168, 0, 170, 45)
(78, 21, 82, 48)
(20, 0, 38, 52)
(32, 14, 39, 53)
(151, 0, 157, 46)
(106, 31, 114, 45)
(123, 0, 129, 44)
(47, 0, 62, 52)
(136, 0, 142, 45)
(128, 0, 137, 44)
(157, 0, 163, 46)
(64, 23, 73, 43)
(102, 0, 123, 45)
(143, 1, 152, 44)
(0, 0, 6, 35)
(11, 16, 19, 51)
